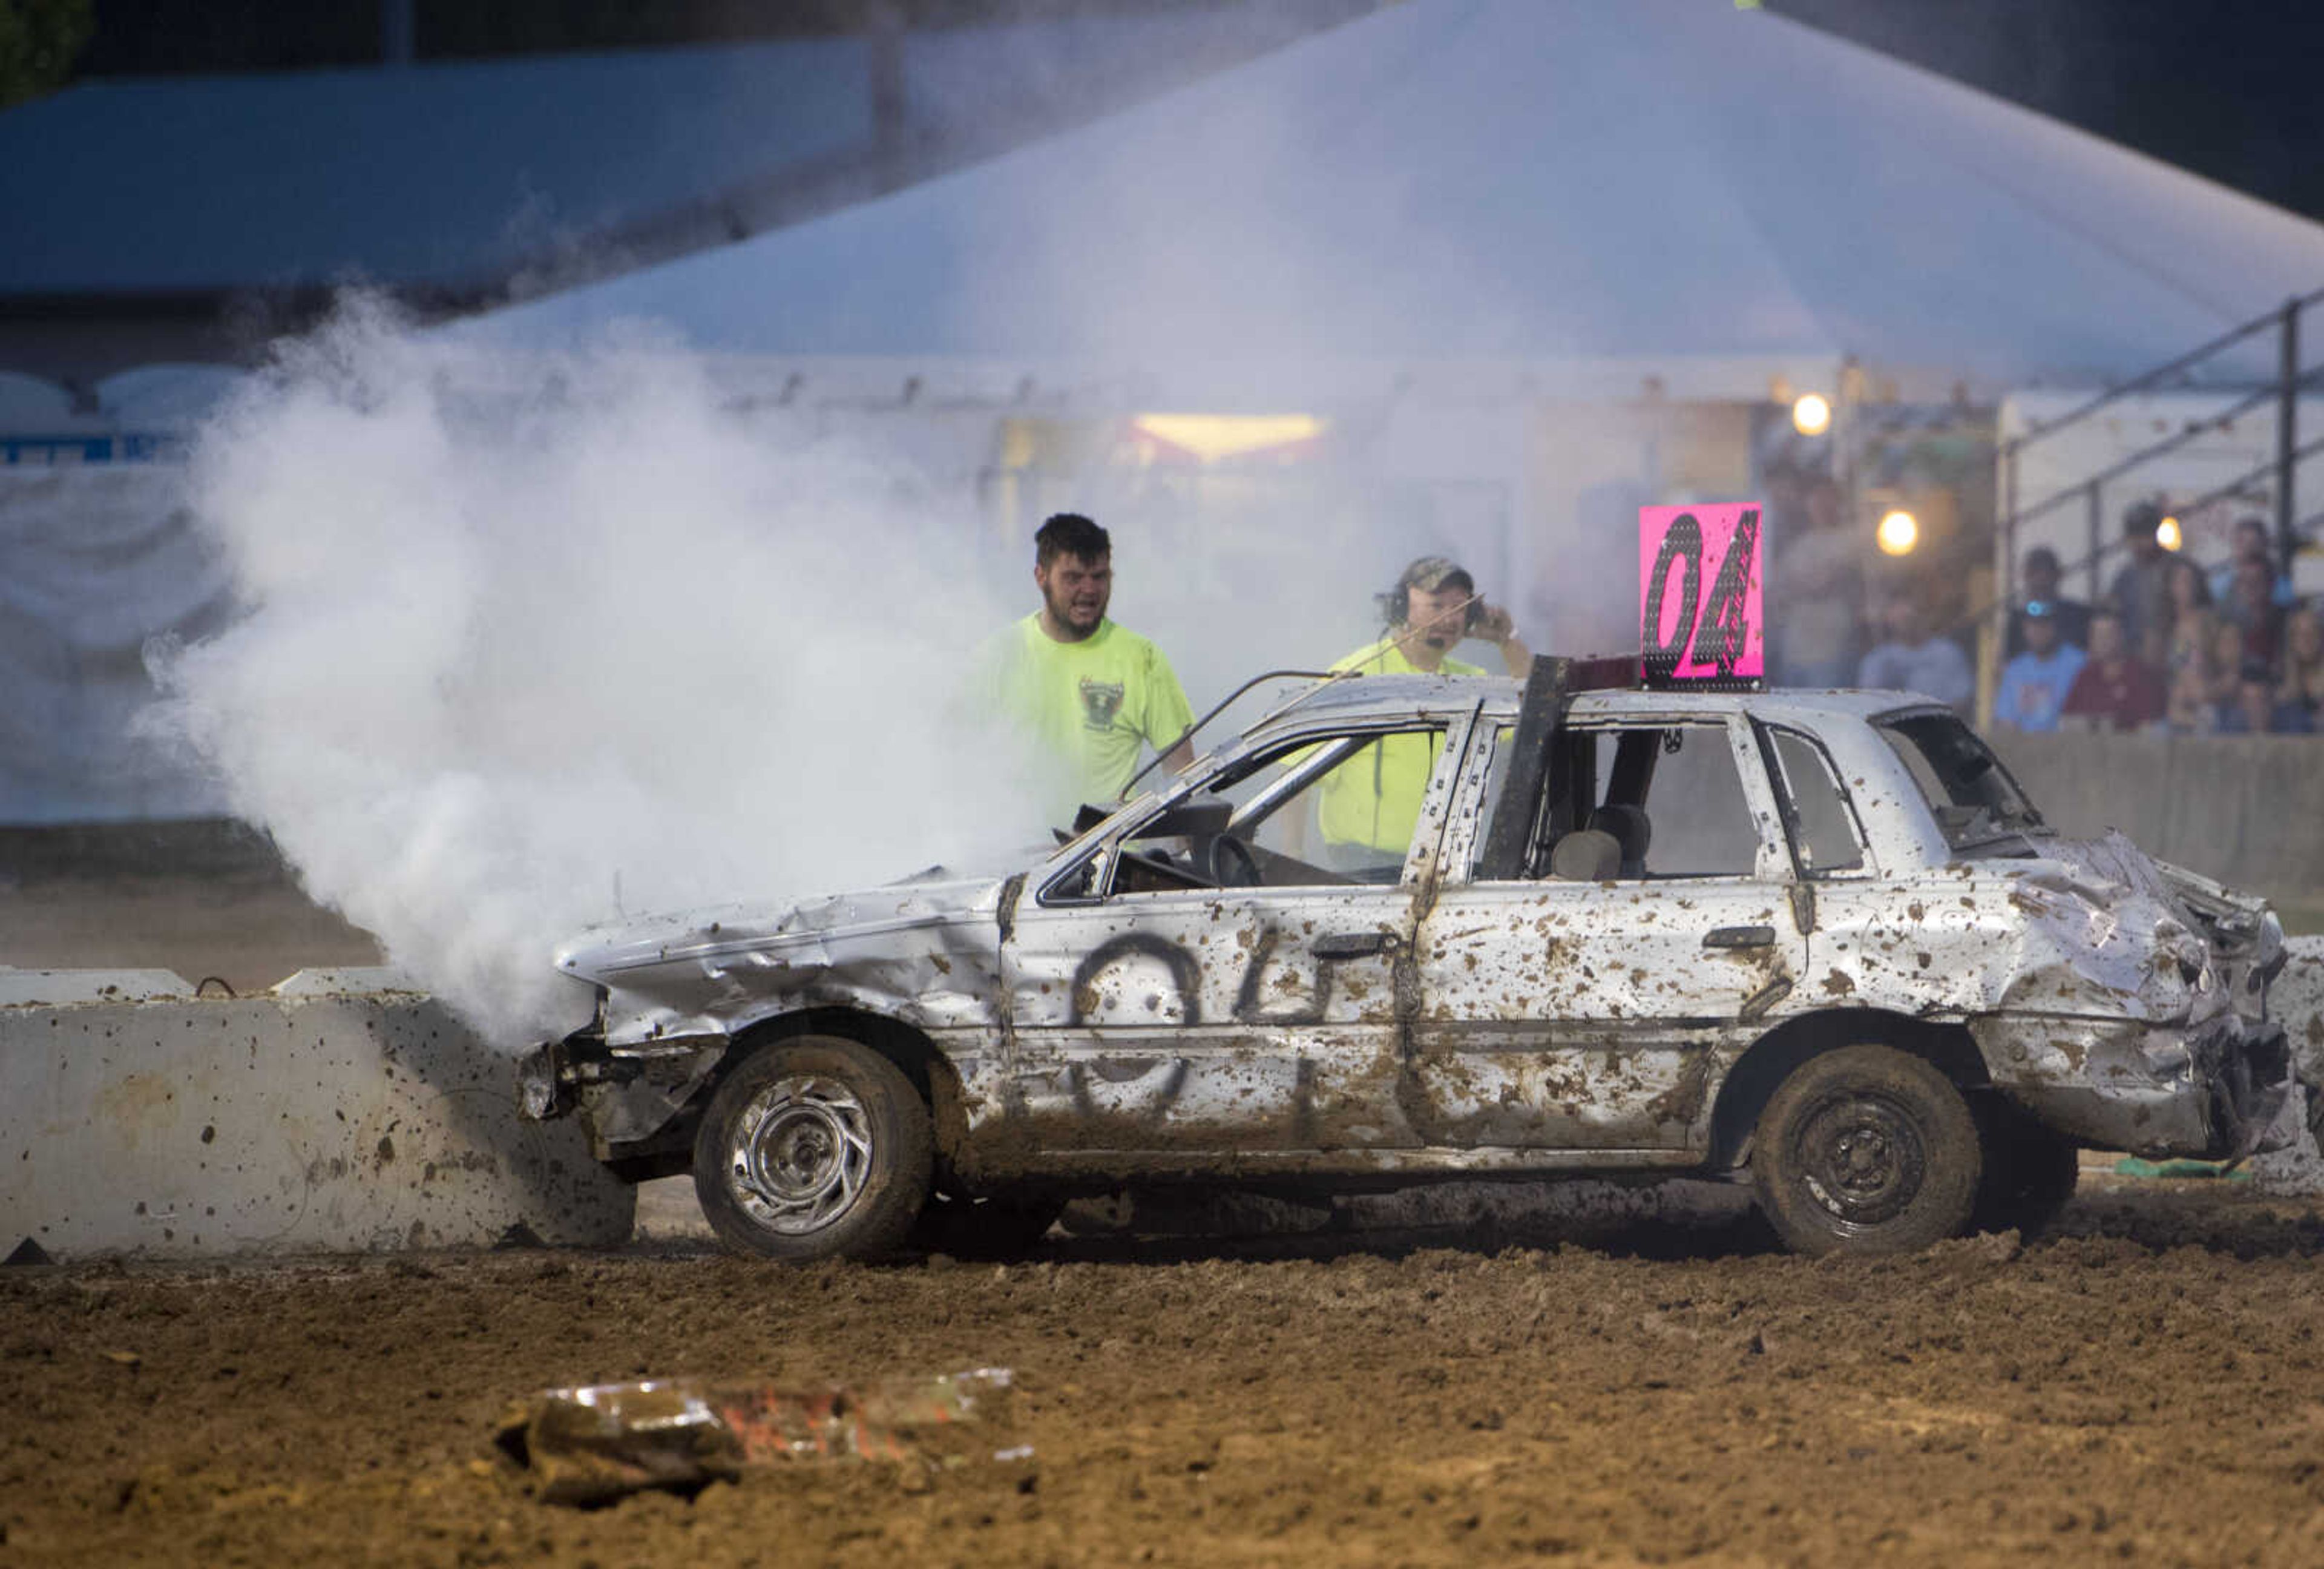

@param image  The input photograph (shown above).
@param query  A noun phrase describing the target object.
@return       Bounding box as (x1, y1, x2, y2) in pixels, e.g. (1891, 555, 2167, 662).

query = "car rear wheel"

(692, 1036, 933, 1262)
(1751, 1045, 1981, 1257)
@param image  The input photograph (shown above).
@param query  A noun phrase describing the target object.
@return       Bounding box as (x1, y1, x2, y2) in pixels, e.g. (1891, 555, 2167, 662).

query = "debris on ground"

(494, 1367, 1019, 1505)
(2113, 1157, 2253, 1181)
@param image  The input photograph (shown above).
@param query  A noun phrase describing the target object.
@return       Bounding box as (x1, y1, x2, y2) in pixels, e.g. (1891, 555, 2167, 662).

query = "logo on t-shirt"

(1079, 678, 1124, 731)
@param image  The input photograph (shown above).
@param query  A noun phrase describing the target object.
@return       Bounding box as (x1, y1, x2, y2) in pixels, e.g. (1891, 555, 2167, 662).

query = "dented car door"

(996, 713, 1487, 1162)
(1408, 713, 1804, 1152)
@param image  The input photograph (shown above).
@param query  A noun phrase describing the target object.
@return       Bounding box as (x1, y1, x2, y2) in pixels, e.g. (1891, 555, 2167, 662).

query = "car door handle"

(1314, 931, 1400, 959)
(1702, 926, 1777, 950)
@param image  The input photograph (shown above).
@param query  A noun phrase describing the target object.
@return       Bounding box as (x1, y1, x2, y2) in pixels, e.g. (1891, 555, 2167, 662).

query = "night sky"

(1768, 0, 2324, 229)
(56, 0, 2324, 230)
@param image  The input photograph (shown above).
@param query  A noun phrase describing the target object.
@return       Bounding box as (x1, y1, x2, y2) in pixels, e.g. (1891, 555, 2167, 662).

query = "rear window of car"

(1875, 711, 2047, 851)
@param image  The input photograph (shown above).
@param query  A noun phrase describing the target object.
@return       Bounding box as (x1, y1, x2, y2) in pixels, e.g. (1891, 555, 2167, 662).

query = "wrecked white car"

(522, 661, 2295, 1260)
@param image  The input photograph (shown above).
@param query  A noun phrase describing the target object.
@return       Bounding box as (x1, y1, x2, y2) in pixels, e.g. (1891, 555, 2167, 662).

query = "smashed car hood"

(557, 875, 1014, 1047)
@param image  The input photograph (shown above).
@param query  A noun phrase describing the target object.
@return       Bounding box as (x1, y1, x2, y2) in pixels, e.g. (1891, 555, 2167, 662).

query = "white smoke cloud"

(148, 301, 1048, 1045)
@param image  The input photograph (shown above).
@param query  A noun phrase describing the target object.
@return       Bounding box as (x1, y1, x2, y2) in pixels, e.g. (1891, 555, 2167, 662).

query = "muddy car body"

(523, 665, 2295, 1258)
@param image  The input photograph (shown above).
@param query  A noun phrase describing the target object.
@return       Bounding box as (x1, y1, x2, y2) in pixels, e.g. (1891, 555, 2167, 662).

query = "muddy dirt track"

(6, 1180, 2324, 1568)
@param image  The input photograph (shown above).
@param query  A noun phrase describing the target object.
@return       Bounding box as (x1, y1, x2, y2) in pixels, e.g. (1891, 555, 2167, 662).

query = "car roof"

(1253, 672, 1945, 731)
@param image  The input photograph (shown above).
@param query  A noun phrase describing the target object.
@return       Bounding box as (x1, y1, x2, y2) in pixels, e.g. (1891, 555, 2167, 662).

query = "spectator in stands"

(1773, 476, 1864, 687)
(2273, 607, 2324, 734)
(2166, 655, 2214, 735)
(2203, 618, 2259, 734)
(2061, 608, 2166, 732)
(1993, 600, 2085, 732)
(2221, 556, 2285, 671)
(2158, 556, 2216, 692)
(2004, 545, 2091, 657)
(1857, 591, 1972, 710)
(2107, 501, 2175, 662)
(2208, 515, 2297, 610)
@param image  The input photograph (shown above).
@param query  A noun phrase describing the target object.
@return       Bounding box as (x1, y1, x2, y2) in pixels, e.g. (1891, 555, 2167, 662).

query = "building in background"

(10, 0, 2324, 818)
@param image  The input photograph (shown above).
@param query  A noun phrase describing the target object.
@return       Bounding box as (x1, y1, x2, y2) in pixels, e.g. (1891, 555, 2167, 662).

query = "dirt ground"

(11, 836, 2324, 1565)
(7, 1177, 2324, 1568)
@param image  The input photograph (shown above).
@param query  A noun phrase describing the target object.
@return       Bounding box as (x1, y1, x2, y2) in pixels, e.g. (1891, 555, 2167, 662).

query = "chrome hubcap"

(726, 1075, 873, 1235)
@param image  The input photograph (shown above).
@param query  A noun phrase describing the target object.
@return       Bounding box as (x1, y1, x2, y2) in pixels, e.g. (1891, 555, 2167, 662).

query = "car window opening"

(1480, 723, 1761, 882)
(1082, 723, 1456, 898)
(1875, 711, 2049, 854)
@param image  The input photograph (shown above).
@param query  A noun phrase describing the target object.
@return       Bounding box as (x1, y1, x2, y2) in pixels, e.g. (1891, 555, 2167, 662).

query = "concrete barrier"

(2245, 936, 2324, 1193)
(2280, 936, 2324, 1051)
(0, 967, 634, 1260)
(1991, 731, 2324, 899)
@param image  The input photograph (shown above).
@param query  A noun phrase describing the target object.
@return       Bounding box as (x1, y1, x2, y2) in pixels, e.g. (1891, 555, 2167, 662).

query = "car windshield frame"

(1873, 708, 2050, 852)
(1034, 711, 1472, 905)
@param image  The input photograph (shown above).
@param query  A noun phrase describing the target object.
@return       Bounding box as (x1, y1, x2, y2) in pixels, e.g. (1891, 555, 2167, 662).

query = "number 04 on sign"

(1638, 502, 1765, 689)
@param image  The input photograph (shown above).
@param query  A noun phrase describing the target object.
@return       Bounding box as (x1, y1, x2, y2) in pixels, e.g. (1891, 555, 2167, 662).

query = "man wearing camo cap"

(1313, 556, 1532, 872)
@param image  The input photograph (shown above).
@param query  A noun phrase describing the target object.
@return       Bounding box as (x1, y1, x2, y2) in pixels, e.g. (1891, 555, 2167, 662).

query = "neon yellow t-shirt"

(985, 614, 1195, 817)
(1316, 637, 1485, 854)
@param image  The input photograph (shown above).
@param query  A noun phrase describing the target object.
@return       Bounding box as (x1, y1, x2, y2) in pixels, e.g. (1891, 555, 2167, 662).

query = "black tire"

(1970, 1101, 2079, 1238)
(910, 1191, 1064, 1259)
(1750, 1045, 1981, 1257)
(691, 1035, 933, 1262)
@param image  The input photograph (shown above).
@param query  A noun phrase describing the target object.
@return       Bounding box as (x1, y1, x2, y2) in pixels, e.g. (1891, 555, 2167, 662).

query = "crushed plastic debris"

(494, 1367, 1021, 1505)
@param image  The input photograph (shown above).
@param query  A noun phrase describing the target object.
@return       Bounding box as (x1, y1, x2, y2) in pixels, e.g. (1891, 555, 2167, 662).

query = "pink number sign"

(1637, 503, 1765, 686)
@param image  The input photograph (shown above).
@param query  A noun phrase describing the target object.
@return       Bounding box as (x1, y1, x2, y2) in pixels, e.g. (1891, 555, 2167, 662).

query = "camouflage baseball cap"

(1397, 555, 1473, 594)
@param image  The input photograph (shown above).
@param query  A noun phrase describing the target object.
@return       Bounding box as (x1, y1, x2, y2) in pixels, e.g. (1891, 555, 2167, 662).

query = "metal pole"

(2086, 481, 2103, 602)
(2000, 438, 2018, 612)
(1991, 438, 2018, 719)
(2279, 297, 2301, 580)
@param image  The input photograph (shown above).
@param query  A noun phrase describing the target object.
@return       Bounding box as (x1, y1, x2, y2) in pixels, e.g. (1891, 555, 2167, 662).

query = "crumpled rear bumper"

(1981, 1011, 2293, 1161)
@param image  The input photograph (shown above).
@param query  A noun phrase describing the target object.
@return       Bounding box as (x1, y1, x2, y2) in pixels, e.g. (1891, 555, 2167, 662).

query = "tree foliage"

(0, 0, 93, 107)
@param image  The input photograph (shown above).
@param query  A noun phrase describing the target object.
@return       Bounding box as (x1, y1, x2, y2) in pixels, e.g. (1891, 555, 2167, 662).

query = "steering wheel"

(1204, 834, 1262, 888)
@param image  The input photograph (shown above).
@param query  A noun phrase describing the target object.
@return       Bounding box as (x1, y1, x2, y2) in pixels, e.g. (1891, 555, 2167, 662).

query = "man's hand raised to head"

(1473, 601, 1532, 676)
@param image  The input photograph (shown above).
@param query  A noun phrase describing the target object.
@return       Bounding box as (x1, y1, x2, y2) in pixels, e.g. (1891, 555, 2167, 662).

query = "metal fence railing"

(1997, 287, 2324, 625)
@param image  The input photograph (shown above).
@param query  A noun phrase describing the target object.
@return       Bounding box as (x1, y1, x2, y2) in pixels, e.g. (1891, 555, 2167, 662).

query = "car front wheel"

(692, 1036, 933, 1261)
(1751, 1045, 1981, 1257)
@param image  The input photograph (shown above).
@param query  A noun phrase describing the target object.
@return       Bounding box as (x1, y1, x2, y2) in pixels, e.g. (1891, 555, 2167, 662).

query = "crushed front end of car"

(1965, 833, 2293, 1162)
(519, 876, 1015, 1174)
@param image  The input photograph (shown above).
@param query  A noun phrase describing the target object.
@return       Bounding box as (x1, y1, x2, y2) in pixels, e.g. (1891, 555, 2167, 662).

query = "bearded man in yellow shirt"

(1317, 556, 1532, 870)
(985, 513, 1195, 823)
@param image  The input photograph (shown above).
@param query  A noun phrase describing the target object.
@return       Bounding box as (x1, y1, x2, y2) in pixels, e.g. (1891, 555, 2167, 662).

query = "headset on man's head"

(1379, 556, 1483, 633)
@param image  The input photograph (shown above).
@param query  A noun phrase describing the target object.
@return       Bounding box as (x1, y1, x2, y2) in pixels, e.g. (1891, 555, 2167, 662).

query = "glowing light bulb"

(2157, 515, 2183, 551)
(1791, 393, 1831, 436)
(1877, 510, 1919, 556)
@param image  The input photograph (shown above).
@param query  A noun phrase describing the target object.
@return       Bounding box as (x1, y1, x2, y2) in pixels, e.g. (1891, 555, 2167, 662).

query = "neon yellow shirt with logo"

(1316, 637, 1485, 854)
(987, 614, 1195, 817)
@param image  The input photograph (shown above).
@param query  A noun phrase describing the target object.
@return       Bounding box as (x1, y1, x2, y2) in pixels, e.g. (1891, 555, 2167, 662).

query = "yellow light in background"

(1129, 413, 1324, 463)
(1877, 509, 1920, 556)
(2158, 515, 2183, 551)
(1790, 392, 1831, 436)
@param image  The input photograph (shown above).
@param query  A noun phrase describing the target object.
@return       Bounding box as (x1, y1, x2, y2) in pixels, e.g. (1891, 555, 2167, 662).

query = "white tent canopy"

(481, 0, 2324, 399)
